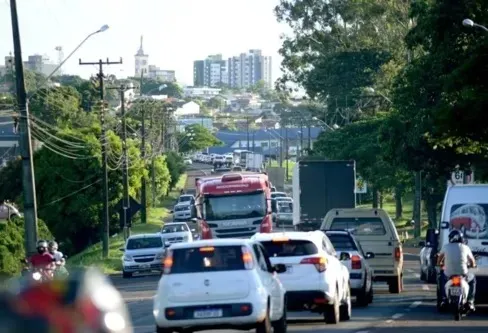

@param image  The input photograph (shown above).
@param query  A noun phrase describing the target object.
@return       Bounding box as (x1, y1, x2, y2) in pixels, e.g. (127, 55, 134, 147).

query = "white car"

(324, 230, 374, 306)
(172, 203, 192, 222)
(121, 233, 165, 278)
(251, 231, 352, 324)
(161, 222, 193, 246)
(153, 239, 288, 333)
(184, 158, 192, 165)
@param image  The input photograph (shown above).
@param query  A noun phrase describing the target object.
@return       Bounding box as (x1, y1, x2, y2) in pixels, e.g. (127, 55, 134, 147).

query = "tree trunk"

(394, 185, 403, 219)
(379, 192, 384, 209)
(372, 189, 379, 208)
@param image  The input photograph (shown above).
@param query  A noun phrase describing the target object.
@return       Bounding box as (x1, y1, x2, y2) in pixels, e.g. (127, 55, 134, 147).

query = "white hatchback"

(251, 231, 352, 324)
(153, 239, 288, 333)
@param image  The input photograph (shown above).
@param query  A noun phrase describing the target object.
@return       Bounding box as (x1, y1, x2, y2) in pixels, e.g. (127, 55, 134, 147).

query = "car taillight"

(451, 276, 462, 286)
(351, 255, 362, 269)
(394, 247, 402, 261)
(259, 215, 272, 233)
(241, 246, 254, 270)
(163, 250, 173, 274)
(300, 257, 327, 273)
(201, 220, 212, 239)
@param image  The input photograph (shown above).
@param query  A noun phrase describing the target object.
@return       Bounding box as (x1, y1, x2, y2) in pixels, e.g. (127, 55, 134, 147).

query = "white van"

(321, 208, 403, 294)
(438, 184, 488, 303)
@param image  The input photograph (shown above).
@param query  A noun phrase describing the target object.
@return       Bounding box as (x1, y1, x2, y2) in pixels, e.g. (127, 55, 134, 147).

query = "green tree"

(179, 124, 222, 153)
(164, 152, 185, 190)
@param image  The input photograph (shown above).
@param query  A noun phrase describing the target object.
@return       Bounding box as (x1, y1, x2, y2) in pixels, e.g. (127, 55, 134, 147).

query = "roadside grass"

(270, 160, 295, 180)
(67, 175, 187, 274)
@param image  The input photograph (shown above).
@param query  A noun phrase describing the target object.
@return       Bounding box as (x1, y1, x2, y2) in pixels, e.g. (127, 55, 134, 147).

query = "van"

(321, 208, 403, 293)
(438, 185, 488, 303)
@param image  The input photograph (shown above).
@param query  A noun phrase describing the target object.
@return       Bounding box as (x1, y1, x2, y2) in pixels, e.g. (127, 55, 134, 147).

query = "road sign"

(355, 176, 367, 194)
(116, 196, 142, 228)
(451, 171, 464, 185)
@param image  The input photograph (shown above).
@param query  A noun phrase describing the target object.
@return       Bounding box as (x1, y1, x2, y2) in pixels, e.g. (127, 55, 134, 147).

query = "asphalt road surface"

(111, 251, 487, 333)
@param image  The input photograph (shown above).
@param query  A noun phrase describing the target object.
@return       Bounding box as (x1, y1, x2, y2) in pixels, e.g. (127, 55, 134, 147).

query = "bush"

(0, 217, 53, 276)
(165, 152, 186, 190)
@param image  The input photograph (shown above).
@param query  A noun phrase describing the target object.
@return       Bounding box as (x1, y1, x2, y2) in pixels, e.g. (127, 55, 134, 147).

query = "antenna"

(55, 46, 64, 74)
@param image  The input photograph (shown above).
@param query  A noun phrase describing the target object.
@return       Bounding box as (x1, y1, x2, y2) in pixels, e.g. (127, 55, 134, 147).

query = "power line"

(39, 179, 102, 208)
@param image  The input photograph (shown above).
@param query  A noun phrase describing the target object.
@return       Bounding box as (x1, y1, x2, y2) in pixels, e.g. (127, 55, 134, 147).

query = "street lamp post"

(463, 18, 488, 32)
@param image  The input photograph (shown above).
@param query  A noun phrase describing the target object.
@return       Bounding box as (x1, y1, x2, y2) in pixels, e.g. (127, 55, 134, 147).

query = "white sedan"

(252, 231, 352, 324)
(153, 239, 288, 333)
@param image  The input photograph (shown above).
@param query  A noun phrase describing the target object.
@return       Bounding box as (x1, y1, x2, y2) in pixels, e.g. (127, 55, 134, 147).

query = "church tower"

(134, 35, 149, 77)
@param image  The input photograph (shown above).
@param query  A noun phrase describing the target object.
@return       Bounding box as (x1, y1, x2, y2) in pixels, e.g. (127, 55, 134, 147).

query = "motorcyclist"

(0, 268, 133, 332)
(48, 241, 65, 265)
(29, 240, 55, 274)
(437, 229, 477, 311)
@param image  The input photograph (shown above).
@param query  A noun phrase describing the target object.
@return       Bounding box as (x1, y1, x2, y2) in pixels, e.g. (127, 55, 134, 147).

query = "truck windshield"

(204, 192, 266, 221)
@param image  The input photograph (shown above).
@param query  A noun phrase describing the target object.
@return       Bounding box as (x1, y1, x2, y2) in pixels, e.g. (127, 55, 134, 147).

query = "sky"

(0, 0, 290, 86)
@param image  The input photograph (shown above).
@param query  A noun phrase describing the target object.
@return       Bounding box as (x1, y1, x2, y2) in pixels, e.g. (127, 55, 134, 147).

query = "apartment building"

(193, 54, 227, 87)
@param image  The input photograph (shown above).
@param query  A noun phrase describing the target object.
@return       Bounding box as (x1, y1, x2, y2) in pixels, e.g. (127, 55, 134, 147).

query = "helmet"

(36, 240, 48, 252)
(48, 241, 58, 251)
(449, 229, 464, 243)
(0, 268, 133, 333)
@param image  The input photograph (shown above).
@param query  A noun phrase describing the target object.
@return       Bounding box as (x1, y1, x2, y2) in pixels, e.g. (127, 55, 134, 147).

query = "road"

(112, 251, 487, 333)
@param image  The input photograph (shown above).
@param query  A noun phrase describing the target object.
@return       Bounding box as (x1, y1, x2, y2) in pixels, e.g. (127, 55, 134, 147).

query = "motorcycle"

(445, 274, 471, 320)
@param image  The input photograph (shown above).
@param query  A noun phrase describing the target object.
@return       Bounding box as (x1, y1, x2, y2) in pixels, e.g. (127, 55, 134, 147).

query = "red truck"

(194, 173, 273, 239)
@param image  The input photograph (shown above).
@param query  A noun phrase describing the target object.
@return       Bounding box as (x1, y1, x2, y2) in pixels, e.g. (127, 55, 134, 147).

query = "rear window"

(326, 234, 358, 251)
(260, 240, 318, 257)
(277, 202, 292, 213)
(169, 246, 245, 274)
(179, 196, 193, 202)
(126, 237, 162, 250)
(330, 217, 387, 236)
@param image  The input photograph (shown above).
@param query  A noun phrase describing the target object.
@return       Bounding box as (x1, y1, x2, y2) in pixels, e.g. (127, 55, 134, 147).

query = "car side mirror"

(119, 248, 125, 252)
(169, 210, 174, 214)
(339, 252, 351, 261)
(273, 264, 287, 274)
(191, 217, 198, 223)
(365, 252, 375, 259)
(418, 241, 426, 247)
(164, 241, 171, 248)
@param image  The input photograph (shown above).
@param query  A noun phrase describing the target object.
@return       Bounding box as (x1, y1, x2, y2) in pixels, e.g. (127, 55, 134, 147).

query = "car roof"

(169, 238, 253, 250)
(252, 231, 323, 242)
(164, 222, 188, 226)
(179, 194, 194, 198)
(272, 192, 287, 195)
(127, 233, 162, 240)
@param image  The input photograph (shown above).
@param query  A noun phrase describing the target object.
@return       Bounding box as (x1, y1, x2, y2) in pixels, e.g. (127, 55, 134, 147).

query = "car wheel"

(388, 275, 402, 294)
(340, 285, 352, 321)
(122, 271, 132, 279)
(420, 266, 426, 281)
(367, 282, 374, 304)
(356, 278, 369, 307)
(427, 267, 437, 284)
(156, 326, 173, 333)
(255, 304, 272, 333)
(324, 289, 340, 324)
(271, 301, 287, 333)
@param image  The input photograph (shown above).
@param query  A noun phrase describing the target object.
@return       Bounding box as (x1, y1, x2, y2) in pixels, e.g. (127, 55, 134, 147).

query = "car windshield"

(174, 205, 190, 212)
(179, 196, 193, 202)
(277, 201, 292, 213)
(204, 192, 266, 221)
(260, 240, 318, 257)
(330, 217, 387, 236)
(326, 234, 358, 251)
(162, 224, 189, 233)
(271, 193, 287, 199)
(126, 237, 162, 250)
(169, 246, 245, 274)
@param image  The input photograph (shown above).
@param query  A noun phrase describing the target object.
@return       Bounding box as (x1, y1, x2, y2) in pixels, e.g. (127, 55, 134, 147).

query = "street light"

(463, 18, 488, 32)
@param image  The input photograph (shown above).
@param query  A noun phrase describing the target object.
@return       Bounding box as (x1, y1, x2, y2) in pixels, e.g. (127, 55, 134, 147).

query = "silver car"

(160, 222, 193, 246)
(120, 233, 165, 278)
(172, 203, 192, 221)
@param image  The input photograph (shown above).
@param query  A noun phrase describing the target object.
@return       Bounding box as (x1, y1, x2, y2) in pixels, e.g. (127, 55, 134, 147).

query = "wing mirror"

(164, 241, 171, 248)
(418, 241, 426, 247)
(169, 210, 174, 214)
(119, 248, 125, 252)
(339, 252, 351, 261)
(190, 218, 198, 223)
(273, 264, 287, 274)
(365, 252, 375, 259)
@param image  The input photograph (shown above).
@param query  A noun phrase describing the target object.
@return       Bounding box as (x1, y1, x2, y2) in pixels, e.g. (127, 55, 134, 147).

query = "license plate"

(449, 287, 462, 296)
(222, 221, 247, 227)
(193, 309, 223, 319)
(140, 264, 150, 269)
(286, 265, 293, 273)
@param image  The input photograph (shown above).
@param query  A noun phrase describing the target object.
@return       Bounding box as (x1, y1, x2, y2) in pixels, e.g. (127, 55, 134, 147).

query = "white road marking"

(404, 252, 420, 257)
(407, 269, 414, 273)
(385, 319, 394, 323)
(422, 285, 430, 291)
(355, 331, 370, 333)
(410, 301, 422, 308)
(391, 313, 404, 319)
(414, 273, 421, 278)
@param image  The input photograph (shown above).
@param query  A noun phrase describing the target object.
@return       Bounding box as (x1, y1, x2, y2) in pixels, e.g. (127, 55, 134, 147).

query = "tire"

(156, 326, 173, 333)
(256, 304, 272, 333)
(427, 268, 437, 284)
(272, 302, 287, 333)
(324, 289, 340, 324)
(420, 267, 426, 281)
(356, 278, 369, 307)
(367, 284, 374, 304)
(122, 271, 133, 279)
(340, 285, 352, 321)
(388, 275, 402, 294)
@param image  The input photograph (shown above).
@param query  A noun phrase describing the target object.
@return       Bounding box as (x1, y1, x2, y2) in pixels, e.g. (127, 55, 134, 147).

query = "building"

(134, 36, 176, 81)
(174, 101, 200, 117)
(193, 54, 227, 87)
(183, 87, 221, 98)
(227, 49, 272, 89)
(1, 53, 57, 78)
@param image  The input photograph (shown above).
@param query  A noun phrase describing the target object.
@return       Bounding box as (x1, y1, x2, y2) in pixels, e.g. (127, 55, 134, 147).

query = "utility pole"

(300, 121, 304, 158)
(285, 126, 289, 181)
(279, 125, 283, 167)
(246, 117, 250, 151)
(108, 85, 131, 240)
(10, 0, 39, 256)
(139, 70, 147, 224)
(307, 124, 312, 154)
(150, 114, 157, 207)
(79, 58, 122, 258)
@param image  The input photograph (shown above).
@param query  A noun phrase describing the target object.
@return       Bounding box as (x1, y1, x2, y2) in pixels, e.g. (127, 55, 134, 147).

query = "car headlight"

(155, 253, 164, 260)
(123, 255, 133, 262)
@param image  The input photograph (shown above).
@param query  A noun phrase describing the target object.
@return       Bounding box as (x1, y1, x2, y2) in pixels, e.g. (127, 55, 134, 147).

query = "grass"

(67, 174, 187, 274)
(269, 160, 296, 180)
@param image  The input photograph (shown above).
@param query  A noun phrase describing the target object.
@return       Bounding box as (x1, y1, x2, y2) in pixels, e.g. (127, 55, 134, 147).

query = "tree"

(178, 124, 222, 153)
(205, 96, 225, 110)
(130, 77, 183, 98)
(164, 152, 185, 190)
